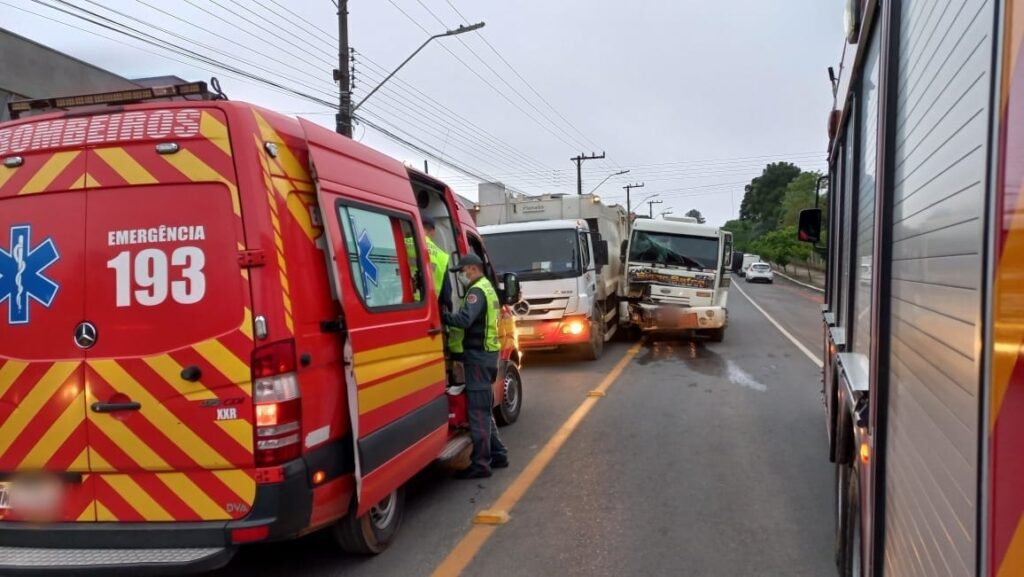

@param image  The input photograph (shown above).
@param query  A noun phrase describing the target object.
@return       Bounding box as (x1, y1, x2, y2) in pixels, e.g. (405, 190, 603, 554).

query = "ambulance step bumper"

(0, 545, 233, 576)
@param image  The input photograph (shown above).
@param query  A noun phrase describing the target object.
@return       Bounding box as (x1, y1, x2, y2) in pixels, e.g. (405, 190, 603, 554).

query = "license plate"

(0, 482, 10, 510)
(0, 477, 63, 518)
(517, 325, 535, 335)
(677, 314, 698, 329)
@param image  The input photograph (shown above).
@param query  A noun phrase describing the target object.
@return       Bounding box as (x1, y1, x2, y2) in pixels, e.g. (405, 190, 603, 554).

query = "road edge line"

(732, 282, 823, 369)
(430, 343, 642, 577)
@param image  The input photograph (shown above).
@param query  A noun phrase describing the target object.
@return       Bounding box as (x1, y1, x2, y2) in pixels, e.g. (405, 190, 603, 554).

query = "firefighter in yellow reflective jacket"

(445, 253, 508, 479)
(409, 216, 452, 311)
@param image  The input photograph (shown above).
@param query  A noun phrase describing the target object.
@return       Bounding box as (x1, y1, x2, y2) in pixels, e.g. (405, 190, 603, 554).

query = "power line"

(196, 0, 335, 68)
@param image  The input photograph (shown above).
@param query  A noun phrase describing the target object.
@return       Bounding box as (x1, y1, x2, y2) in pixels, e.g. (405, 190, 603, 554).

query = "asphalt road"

(215, 275, 832, 577)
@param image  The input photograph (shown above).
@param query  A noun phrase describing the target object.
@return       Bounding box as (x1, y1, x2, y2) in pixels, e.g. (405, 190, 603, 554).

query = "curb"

(771, 268, 825, 293)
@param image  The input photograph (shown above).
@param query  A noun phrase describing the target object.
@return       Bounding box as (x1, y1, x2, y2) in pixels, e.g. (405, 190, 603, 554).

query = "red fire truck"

(0, 83, 523, 574)
(802, 1, 1024, 576)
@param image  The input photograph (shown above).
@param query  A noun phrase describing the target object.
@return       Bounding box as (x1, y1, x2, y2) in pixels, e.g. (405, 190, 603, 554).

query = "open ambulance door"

(300, 120, 448, 517)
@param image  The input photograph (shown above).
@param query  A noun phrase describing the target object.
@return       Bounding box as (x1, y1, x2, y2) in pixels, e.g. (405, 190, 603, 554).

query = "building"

(0, 28, 185, 122)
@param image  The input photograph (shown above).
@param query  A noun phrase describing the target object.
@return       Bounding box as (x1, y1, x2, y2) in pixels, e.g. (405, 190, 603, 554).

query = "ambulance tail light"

(252, 340, 302, 467)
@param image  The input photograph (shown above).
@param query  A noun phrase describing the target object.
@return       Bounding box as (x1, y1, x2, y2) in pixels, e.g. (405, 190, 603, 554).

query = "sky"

(3, 0, 845, 225)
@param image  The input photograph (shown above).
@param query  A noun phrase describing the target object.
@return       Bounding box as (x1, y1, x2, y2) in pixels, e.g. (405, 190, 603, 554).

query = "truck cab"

(620, 217, 732, 341)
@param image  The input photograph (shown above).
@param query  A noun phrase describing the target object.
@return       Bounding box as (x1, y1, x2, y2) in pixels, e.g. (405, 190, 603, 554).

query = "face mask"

(457, 272, 471, 287)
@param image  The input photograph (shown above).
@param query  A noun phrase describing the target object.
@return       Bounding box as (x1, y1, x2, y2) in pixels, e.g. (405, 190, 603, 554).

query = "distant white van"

(740, 253, 761, 277)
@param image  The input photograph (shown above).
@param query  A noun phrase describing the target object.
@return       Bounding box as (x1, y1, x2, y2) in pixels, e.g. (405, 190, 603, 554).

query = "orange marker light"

(312, 470, 326, 485)
(860, 442, 871, 464)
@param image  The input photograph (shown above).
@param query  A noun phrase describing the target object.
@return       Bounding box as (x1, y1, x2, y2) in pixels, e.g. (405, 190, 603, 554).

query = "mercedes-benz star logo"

(512, 301, 530, 317)
(74, 321, 97, 350)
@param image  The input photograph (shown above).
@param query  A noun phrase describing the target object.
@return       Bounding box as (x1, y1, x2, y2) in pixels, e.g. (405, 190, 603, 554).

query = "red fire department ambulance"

(0, 82, 523, 574)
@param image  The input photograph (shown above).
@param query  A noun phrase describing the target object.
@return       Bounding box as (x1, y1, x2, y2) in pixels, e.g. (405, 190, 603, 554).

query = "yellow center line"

(431, 343, 641, 577)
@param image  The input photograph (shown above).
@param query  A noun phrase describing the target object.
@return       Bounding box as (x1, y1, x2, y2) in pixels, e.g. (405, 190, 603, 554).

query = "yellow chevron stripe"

(253, 111, 307, 181)
(215, 418, 253, 453)
(160, 149, 240, 216)
(95, 501, 116, 521)
(70, 448, 90, 471)
(0, 360, 29, 399)
(157, 472, 230, 520)
(287, 192, 321, 243)
(142, 354, 217, 401)
(77, 500, 95, 522)
(0, 362, 77, 455)
(90, 450, 173, 521)
(19, 151, 80, 195)
(212, 469, 256, 503)
(240, 308, 254, 341)
(89, 360, 235, 469)
(18, 390, 85, 469)
(353, 337, 443, 385)
(94, 148, 157, 185)
(359, 362, 444, 414)
(278, 270, 291, 294)
(70, 174, 86, 190)
(101, 475, 174, 521)
(1000, 517, 1024, 577)
(193, 340, 250, 393)
(0, 165, 18, 190)
(200, 111, 232, 157)
(284, 315, 294, 334)
(86, 389, 170, 471)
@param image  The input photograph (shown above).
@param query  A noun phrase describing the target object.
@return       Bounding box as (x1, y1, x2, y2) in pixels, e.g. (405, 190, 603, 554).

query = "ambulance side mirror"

(503, 273, 521, 305)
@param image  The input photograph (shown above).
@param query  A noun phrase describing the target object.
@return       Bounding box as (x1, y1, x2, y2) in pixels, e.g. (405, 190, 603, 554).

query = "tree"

(684, 209, 706, 224)
(721, 219, 755, 252)
(737, 162, 802, 234)
(749, 225, 811, 273)
(778, 172, 822, 227)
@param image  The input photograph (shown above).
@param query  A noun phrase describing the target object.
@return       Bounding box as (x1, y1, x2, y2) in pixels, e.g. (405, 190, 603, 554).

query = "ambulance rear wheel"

(495, 364, 522, 426)
(333, 488, 405, 555)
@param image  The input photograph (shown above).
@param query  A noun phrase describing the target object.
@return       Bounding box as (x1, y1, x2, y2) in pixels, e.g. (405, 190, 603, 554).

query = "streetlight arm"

(353, 22, 484, 113)
(588, 169, 629, 194)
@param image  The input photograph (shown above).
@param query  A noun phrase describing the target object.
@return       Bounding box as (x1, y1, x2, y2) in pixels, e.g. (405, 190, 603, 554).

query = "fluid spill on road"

(635, 336, 768, 392)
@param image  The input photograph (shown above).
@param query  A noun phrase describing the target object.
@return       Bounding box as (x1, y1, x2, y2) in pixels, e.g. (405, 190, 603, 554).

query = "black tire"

(579, 307, 605, 361)
(706, 327, 725, 343)
(333, 488, 405, 555)
(837, 463, 862, 577)
(494, 364, 523, 426)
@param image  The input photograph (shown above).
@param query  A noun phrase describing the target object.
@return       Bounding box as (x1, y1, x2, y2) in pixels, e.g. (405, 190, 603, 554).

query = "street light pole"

(588, 169, 629, 195)
(623, 182, 645, 232)
(351, 22, 485, 116)
(336, 0, 352, 136)
(571, 152, 606, 195)
(647, 199, 663, 218)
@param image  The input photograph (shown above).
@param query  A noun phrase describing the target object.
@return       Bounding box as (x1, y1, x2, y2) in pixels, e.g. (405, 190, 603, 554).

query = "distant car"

(745, 262, 774, 283)
(739, 253, 761, 277)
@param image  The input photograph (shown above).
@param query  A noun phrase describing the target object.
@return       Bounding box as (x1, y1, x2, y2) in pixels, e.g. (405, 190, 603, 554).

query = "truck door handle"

(91, 401, 142, 413)
(428, 326, 443, 336)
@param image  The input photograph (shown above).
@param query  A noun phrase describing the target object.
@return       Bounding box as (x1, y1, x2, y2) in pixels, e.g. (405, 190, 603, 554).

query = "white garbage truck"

(620, 216, 733, 341)
(475, 184, 627, 359)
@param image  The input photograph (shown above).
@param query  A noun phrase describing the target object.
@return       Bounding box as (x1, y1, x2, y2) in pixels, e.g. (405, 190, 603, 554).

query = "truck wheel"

(333, 488, 405, 555)
(580, 308, 605, 360)
(706, 327, 725, 343)
(494, 364, 523, 426)
(838, 464, 862, 577)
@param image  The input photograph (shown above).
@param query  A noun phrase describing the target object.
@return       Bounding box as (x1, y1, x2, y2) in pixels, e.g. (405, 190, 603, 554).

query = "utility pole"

(648, 199, 663, 218)
(623, 182, 645, 231)
(571, 152, 605, 195)
(335, 0, 352, 137)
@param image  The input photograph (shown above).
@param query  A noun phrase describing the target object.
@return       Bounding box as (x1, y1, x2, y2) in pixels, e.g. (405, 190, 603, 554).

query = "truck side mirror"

(450, 251, 465, 298)
(502, 273, 521, 305)
(798, 209, 822, 243)
(620, 240, 628, 264)
(594, 241, 609, 268)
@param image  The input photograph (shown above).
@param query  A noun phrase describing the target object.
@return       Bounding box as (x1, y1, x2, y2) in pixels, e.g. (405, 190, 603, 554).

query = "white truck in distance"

(475, 185, 627, 359)
(620, 216, 733, 342)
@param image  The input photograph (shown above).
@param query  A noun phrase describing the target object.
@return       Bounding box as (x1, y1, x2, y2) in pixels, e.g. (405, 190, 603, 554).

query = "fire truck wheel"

(838, 464, 862, 577)
(494, 364, 523, 426)
(333, 488, 406, 555)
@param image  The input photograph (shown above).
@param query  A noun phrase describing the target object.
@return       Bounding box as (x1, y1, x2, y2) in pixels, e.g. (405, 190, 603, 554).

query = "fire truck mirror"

(503, 273, 521, 305)
(797, 208, 822, 244)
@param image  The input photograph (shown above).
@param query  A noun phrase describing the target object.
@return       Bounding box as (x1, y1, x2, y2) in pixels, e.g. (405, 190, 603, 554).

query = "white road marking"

(733, 282, 823, 368)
